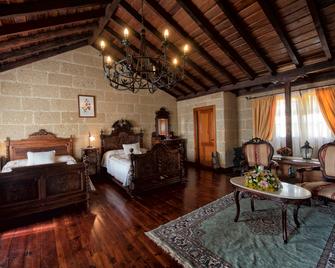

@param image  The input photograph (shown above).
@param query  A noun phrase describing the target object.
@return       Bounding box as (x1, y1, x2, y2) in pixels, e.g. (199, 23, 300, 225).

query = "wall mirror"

(154, 107, 170, 137)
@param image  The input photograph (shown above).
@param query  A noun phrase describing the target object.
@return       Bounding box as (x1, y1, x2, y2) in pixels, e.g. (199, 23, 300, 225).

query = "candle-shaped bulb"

(105, 55, 112, 66)
(153, 65, 156, 72)
(163, 29, 169, 40)
(183, 44, 189, 54)
(100, 40, 106, 50)
(124, 28, 129, 39)
(173, 58, 178, 66)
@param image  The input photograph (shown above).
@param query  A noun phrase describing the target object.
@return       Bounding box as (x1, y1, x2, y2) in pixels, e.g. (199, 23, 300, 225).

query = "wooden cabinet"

(152, 137, 186, 160)
(81, 147, 99, 176)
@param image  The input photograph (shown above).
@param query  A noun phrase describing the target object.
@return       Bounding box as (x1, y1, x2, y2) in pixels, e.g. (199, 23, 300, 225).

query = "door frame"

(193, 105, 217, 165)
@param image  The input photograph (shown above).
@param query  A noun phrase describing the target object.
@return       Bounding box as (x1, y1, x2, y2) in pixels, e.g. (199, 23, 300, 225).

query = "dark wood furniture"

(152, 107, 187, 160)
(241, 137, 279, 173)
(101, 120, 185, 196)
(152, 138, 186, 160)
(81, 147, 99, 176)
(230, 177, 311, 243)
(298, 141, 335, 203)
(273, 155, 321, 181)
(0, 129, 89, 224)
(153, 107, 170, 137)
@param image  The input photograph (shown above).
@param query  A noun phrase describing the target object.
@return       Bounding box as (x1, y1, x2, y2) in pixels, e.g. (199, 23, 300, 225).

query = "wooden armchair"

(298, 141, 335, 203)
(241, 137, 279, 173)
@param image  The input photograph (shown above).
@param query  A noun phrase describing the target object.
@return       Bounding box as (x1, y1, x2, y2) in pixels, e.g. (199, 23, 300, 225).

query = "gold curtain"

(316, 88, 335, 134)
(252, 96, 277, 140)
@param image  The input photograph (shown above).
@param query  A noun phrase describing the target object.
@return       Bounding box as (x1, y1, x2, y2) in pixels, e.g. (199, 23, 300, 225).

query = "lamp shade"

(300, 141, 313, 160)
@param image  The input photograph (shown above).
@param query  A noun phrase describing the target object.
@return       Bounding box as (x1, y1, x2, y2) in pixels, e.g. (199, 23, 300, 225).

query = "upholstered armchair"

(241, 137, 279, 173)
(298, 141, 335, 203)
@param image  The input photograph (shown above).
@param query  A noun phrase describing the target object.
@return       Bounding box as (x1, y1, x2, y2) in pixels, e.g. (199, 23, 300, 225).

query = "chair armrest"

(270, 160, 279, 169)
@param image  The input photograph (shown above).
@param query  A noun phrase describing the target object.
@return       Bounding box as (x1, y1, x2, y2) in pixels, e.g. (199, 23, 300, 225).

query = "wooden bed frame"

(100, 120, 185, 196)
(0, 129, 89, 223)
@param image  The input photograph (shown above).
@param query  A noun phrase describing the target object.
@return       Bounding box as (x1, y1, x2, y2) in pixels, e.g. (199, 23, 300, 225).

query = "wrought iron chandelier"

(98, 0, 189, 94)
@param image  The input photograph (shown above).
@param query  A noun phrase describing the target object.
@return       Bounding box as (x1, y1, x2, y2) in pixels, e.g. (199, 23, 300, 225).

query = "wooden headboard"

(100, 120, 143, 156)
(6, 129, 74, 161)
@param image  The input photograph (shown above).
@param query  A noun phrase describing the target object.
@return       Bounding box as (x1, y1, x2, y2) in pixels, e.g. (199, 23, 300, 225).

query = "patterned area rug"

(146, 193, 335, 268)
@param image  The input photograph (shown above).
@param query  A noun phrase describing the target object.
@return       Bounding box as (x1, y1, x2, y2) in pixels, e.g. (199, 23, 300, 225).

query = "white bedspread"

(102, 149, 147, 187)
(106, 154, 131, 186)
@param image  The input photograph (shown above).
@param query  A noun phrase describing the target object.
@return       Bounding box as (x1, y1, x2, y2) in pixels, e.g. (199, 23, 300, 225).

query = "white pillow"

(27, 150, 56, 166)
(122, 143, 141, 155)
(56, 155, 77, 165)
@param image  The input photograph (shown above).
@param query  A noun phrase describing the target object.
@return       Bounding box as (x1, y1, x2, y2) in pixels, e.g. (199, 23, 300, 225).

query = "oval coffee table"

(230, 177, 311, 243)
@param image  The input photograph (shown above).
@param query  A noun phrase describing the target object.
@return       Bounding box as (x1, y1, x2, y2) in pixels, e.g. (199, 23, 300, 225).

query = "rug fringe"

(145, 231, 193, 268)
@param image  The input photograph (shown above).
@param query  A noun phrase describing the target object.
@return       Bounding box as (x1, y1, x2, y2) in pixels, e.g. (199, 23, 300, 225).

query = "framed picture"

(78, 95, 96, 118)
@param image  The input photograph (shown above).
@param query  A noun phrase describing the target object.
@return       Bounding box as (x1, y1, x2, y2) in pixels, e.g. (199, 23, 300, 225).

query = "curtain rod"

(245, 84, 332, 100)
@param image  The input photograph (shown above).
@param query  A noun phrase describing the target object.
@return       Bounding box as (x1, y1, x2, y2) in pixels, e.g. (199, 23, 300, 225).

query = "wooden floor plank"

(0, 166, 234, 267)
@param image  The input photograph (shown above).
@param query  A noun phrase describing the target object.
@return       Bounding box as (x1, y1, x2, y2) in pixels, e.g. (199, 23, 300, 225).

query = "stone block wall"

(237, 96, 253, 146)
(0, 46, 177, 158)
(177, 92, 225, 166)
(177, 92, 239, 168)
(223, 92, 239, 166)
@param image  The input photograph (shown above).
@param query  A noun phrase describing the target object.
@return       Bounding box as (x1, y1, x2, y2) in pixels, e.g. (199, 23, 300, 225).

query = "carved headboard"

(100, 120, 143, 156)
(6, 129, 74, 161)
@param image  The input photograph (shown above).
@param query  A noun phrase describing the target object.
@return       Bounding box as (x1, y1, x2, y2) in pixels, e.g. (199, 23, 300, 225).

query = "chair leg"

(250, 198, 255, 212)
(324, 198, 329, 206)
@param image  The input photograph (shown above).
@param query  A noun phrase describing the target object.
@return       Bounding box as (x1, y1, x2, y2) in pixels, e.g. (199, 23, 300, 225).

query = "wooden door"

(194, 106, 216, 167)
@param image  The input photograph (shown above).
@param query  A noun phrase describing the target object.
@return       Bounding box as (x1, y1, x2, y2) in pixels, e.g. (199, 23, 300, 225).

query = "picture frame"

(78, 95, 96, 118)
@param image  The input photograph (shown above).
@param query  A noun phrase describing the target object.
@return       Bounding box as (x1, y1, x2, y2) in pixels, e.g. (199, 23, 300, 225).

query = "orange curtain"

(316, 88, 335, 134)
(252, 96, 277, 140)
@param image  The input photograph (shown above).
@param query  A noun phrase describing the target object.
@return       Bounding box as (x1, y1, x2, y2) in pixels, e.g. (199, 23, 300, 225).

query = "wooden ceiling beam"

(176, 0, 256, 80)
(0, 32, 91, 62)
(0, 9, 105, 36)
(316, 0, 335, 8)
(145, 0, 236, 83)
(177, 59, 335, 100)
(214, 0, 276, 74)
(238, 70, 335, 96)
(0, 23, 96, 52)
(306, 0, 332, 60)
(257, 0, 302, 66)
(111, 16, 208, 92)
(89, 0, 121, 45)
(105, 26, 197, 95)
(119, 1, 222, 88)
(0, 40, 87, 72)
(0, 0, 110, 19)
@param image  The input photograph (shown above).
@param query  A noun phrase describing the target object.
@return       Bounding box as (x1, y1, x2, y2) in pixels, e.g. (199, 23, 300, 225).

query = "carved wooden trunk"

(0, 162, 89, 223)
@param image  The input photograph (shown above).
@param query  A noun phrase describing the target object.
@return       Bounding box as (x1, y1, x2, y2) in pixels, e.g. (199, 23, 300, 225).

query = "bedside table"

(81, 147, 100, 177)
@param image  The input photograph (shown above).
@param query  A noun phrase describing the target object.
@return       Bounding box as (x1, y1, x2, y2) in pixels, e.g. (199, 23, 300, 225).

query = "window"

(272, 90, 334, 157)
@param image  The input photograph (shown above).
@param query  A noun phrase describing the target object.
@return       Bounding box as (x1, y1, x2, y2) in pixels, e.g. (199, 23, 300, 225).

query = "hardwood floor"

(0, 166, 234, 268)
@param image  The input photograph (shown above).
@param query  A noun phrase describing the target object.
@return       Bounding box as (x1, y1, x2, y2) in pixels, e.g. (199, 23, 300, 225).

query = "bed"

(0, 129, 90, 223)
(100, 120, 185, 196)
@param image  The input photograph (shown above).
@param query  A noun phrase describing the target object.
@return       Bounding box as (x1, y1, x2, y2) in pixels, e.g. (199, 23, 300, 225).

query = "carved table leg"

(281, 203, 288, 243)
(250, 198, 255, 212)
(293, 204, 301, 228)
(234, 189, 240, 222)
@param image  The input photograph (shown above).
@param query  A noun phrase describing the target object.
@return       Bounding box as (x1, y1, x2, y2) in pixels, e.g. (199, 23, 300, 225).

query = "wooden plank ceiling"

(0, 0, 334, 100)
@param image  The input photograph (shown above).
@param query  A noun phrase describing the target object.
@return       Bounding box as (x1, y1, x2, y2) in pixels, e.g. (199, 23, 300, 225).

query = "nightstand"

(81, 147, 100, 177)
